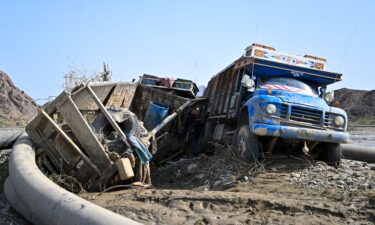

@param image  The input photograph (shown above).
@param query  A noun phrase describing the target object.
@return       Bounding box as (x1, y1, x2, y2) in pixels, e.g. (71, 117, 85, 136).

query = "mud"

(348, 126, 375, 147)
(1, 128, 375, 225)
(82, 158, 375, 225)
(81, 127, 375, 225)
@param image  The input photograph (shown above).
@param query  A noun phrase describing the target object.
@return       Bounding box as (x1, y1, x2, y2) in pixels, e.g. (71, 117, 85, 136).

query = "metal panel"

(213, 124, 225, 140)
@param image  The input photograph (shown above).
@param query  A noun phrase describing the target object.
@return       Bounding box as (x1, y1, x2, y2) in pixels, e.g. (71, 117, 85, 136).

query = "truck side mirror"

(241, 74, 255, 91)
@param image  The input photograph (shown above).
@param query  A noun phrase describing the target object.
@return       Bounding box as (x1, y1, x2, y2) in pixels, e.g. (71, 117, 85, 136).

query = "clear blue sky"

(1, 0, 374, 102)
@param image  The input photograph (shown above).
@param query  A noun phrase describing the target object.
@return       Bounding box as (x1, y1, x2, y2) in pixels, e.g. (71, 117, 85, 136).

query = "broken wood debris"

(26, 76, 206, 191)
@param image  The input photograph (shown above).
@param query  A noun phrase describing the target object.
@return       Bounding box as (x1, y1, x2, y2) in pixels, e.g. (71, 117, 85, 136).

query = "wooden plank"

(56, 93, 112, 172)
(86, 85, 131, 149)
(72, 84, 115, 111)
(40, 109, 101, 175)
(70, 159, 99, 187)
(105, 83, 137, 109)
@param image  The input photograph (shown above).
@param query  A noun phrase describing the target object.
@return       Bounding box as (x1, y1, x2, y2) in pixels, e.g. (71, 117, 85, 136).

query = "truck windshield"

(259, 77, 318, 96)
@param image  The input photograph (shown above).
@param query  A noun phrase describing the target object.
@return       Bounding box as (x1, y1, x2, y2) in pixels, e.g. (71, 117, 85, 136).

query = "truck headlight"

(265, 104, 277, 115)
(334, 115, 344, 127)
(324, 92, 334, 103)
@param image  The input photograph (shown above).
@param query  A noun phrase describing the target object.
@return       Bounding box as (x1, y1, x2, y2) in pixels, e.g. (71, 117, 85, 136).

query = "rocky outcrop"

(0, 71, 38, 127)
(335, 88, 375, 121)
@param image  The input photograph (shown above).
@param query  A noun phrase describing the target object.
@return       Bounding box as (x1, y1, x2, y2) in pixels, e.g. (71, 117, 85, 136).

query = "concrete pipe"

(341, 144, 375, 163)
(5, 134, 142, 225)
(0, 128, 24, 150)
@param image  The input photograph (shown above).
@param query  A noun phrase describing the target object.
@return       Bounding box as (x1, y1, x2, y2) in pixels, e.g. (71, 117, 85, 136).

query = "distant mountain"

(196, 85, 206, 97)
(0, 70, 38, 127)
(335, 88, 375, 122)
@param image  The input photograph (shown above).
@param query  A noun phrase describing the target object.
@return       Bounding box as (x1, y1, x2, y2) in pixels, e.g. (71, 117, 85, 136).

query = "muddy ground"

(1, 128, 375, 225)
(81, 128, 375, 225)
(82, 157, 375, 225)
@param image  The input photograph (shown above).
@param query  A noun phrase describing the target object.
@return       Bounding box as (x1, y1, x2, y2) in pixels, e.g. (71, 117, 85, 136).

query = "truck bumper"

(252, 123, 350, 143)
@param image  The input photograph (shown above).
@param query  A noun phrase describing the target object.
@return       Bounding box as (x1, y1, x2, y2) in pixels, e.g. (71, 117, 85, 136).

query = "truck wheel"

(236, 125, 260, 162)
(324, 143, 342, 166)
(121, 115, 141, 138)
(197, 122, 214, 154)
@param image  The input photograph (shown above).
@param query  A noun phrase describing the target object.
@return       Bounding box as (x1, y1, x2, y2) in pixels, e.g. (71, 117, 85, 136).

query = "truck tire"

(120, 115, 141, 138)
(92, 113, 141, 138)
(197, 122, 214, 154)
(324, 143, 342, 166)
(236, 125, 260, 162)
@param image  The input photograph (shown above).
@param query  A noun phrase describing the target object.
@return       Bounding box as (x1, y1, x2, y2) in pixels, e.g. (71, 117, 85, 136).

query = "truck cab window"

(259, 77, 318, 96)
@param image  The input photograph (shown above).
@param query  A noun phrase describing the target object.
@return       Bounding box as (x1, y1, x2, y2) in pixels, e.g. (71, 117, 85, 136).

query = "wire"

(337, 22, 359, 73)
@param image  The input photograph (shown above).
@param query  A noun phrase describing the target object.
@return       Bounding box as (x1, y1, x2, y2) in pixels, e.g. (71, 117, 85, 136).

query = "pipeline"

(0, 128, 24, 150)
(4, 134, 142, 225)
(341, 144, 375, 163)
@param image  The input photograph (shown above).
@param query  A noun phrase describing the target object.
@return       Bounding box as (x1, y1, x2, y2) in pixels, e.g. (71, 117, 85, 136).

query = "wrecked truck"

(199, 44, 349, 165)
(26, 75, 204, 191)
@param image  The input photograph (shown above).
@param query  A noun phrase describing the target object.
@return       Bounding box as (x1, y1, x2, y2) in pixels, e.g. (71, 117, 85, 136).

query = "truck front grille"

(324, 112, 332, 127)
(290, 106, 322, 125)
(279, 104, 288, 119)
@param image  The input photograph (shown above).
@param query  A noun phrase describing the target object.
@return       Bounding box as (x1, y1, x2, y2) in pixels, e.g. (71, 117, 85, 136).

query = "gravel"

(288, 159, 375, 192)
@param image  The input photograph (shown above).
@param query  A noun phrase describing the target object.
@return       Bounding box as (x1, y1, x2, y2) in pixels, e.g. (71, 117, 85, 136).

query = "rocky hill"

(335, 88, 375, 123)
(0, 71, 38, 127)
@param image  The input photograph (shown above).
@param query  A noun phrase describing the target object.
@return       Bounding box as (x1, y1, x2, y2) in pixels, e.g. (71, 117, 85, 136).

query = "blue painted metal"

(144, 101, 169, 130)
(252, 123, 349, 143)
(242, 86, 349, 144)
(250, 58, 342, 85)
(255, 89, 328, 108)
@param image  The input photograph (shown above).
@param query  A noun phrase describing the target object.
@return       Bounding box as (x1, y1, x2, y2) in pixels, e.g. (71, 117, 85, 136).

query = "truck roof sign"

(245, 44, 327, 71)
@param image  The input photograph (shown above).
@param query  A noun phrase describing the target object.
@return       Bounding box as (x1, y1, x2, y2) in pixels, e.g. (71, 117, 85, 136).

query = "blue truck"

(200, 44, 349, 165)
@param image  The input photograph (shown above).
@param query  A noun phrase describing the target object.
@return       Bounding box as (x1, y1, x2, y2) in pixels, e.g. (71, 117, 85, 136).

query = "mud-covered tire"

(197, 122, 214, 153)
(92, 112, 141, 138)
(236, 125, 260, 162)
(121, 115, 141, 138)
(324, 143, 342, 166)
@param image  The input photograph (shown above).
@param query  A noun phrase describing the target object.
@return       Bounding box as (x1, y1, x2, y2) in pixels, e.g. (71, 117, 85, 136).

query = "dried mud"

(82, 159, 375, 225)
(81, 128, 375, 225)
(1, 128, 374, 225)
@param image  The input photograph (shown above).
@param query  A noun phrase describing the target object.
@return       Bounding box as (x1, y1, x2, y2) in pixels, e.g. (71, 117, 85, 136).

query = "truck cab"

(201, 44, 349, 165)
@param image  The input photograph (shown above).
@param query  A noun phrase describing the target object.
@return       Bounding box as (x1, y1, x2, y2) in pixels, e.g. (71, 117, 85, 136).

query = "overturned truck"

(26, 76, 204, 191)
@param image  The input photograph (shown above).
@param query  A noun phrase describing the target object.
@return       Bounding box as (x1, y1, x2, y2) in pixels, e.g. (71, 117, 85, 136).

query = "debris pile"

(26, 75, 203, 191)
(288, 159, 375, 192)
(152, 143, 264, 191)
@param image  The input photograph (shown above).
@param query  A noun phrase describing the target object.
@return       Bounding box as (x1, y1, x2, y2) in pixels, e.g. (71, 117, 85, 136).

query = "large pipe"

(3, 178, 46, 225)
(0, 128, 24, 150)
(150, 99, 195, 136)
(5, 134, 142, 225)
(341, 144, 375, 163)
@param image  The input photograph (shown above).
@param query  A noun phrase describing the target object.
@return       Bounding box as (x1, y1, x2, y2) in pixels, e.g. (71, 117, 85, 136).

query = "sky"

(0, 0, 374, 103)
